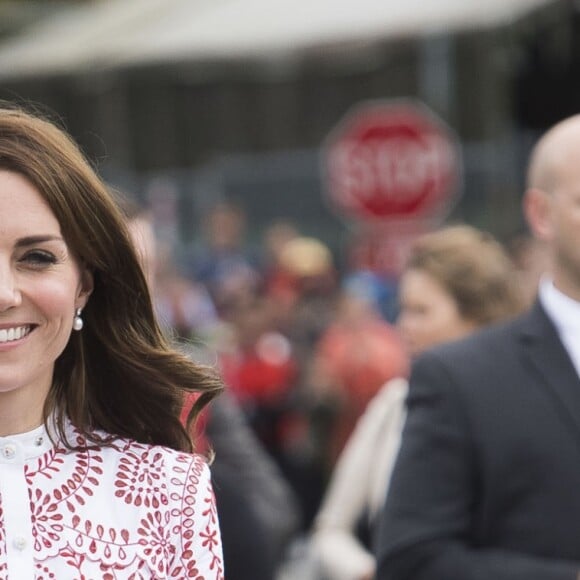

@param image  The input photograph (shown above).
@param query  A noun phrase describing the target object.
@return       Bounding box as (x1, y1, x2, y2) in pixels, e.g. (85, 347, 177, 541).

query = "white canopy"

(113, 0, 556, 65)
(0, 0, 558, 80)
(0, 0, 184, 79)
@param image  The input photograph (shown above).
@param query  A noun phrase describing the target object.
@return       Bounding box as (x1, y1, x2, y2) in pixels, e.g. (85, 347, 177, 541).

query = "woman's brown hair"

(0, 103, 223, 452)
(406, 225, 524, 326)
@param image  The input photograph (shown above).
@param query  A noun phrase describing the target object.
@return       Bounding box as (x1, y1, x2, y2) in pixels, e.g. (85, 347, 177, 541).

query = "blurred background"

(0, 0, 574, 254)
(0, 0, 575, 577)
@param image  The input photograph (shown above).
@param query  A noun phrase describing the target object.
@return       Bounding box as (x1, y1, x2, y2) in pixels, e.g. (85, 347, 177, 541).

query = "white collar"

(539, 276, 580, 333)
(0, 422, 54, 464)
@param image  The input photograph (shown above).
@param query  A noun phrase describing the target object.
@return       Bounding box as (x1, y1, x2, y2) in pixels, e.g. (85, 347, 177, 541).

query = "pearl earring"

(73, 308, 84, 331)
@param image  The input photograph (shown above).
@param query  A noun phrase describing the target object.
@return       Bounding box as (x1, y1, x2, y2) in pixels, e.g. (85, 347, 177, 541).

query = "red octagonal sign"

(323, 101, 462, 223)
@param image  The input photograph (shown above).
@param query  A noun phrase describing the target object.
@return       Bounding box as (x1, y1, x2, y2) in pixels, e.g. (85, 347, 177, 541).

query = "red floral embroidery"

(115, 447, 168, 510)
(0, 426, 224, 579)
(0, 500, 8, 576)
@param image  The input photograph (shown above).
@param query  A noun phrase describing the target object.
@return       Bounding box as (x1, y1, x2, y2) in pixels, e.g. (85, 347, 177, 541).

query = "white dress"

(0, 421, 224, 579)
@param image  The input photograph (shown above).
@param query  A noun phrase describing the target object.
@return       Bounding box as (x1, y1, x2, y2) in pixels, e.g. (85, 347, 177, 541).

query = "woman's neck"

(0, 390, 45, 437)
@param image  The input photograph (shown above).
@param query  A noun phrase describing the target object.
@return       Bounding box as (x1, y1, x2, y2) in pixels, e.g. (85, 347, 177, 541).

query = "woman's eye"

(21, 250, 58, 266)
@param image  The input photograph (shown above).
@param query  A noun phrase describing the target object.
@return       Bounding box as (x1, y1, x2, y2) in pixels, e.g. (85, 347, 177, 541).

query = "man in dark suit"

(375, 115, 580, 580)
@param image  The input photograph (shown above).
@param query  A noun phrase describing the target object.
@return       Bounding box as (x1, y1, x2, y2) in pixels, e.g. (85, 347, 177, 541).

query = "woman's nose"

(0, 268, 22, 311)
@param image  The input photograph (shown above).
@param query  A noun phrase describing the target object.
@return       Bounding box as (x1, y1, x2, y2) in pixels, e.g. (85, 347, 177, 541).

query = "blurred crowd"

(128, 195, 549, 579)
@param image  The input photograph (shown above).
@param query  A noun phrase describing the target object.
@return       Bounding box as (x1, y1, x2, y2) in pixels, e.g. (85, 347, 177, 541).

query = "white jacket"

(311, 378, 408, 580)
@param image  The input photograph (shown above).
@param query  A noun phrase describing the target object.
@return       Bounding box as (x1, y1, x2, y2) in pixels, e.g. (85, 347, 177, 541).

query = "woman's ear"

(76, 268, 94, 309)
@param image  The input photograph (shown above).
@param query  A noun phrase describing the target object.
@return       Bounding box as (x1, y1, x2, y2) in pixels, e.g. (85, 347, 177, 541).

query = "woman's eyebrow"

(15, 235, 64, 248)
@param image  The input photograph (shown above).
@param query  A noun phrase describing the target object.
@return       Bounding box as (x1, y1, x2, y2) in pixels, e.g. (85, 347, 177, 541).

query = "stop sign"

(323, 101, 461, 223)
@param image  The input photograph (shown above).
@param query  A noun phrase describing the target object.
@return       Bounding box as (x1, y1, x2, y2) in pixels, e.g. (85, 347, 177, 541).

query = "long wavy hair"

(0, 103, 223, 452)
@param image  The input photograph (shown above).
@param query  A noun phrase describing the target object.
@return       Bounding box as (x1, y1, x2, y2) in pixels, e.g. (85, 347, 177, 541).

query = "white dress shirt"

(0, 421, 223, 579)
(539, 276, 580, 379)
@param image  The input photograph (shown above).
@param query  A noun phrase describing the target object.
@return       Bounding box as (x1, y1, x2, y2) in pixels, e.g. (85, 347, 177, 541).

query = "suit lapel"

(520, 302, 580, 437)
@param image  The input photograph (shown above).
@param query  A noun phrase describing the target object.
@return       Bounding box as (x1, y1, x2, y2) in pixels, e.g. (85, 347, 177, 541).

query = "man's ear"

(523, 188, 554, 242)
(76, 268, 94, 310)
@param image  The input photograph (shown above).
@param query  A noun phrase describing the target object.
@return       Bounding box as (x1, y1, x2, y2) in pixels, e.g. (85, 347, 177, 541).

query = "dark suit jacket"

(376, 302, 580, 580)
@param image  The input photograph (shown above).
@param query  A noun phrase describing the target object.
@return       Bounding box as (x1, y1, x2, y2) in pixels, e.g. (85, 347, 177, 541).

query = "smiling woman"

(0, 170, 92, 433)
(0, 103, 224, 579)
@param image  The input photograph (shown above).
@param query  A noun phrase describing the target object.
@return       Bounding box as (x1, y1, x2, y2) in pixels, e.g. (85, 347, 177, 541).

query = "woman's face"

(397, 268, 476, 358)
(0, 170, 92, 420)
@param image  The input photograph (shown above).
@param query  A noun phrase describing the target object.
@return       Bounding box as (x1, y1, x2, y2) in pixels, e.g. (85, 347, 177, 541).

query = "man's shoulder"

(420, 306, 536, 370)
(405, 310, 539, 408)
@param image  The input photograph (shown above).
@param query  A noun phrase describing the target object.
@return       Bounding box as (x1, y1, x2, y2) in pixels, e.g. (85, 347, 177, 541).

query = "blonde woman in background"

(310, 225, 524, 580)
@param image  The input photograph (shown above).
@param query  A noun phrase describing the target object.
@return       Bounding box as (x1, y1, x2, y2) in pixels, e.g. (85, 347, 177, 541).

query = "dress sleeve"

(169, 453, 224, 579)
